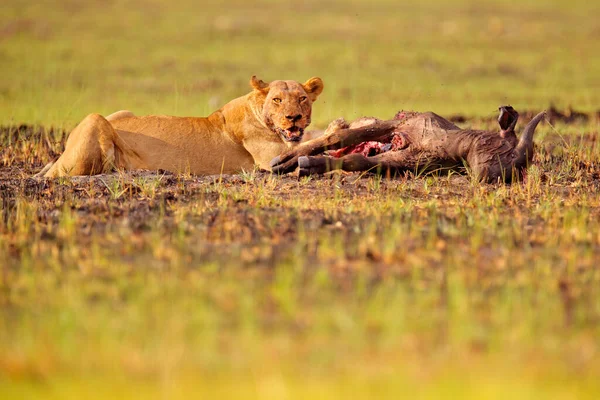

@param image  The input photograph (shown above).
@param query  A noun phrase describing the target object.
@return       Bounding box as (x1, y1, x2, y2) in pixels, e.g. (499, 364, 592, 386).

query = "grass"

(1, 0, 600, 398)
(2, 0, 600, 127)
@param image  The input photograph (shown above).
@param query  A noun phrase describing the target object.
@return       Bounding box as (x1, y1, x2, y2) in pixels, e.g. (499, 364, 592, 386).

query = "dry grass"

(1, 121, 600, 398)
(1, 0, 600, 398)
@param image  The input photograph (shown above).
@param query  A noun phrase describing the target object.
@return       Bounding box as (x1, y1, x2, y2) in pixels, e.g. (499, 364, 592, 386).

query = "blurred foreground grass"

(1, 0, 600, 399)
(1, 123, 600, 398)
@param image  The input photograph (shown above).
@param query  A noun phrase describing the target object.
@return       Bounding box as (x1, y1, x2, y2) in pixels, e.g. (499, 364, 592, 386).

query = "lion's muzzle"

(280, 126, 304, 142)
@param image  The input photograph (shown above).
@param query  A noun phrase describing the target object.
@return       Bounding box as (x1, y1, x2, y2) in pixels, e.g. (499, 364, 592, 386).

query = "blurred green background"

(2, 0, 599, 127)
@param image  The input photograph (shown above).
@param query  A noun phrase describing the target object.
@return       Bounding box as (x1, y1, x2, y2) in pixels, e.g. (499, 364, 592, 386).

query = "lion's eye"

(299, 96, 307, 102)
(273, 98, 282, 104)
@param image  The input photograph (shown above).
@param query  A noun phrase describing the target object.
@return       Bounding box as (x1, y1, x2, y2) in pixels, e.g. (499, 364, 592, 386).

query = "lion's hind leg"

(43, 113, 119, 178)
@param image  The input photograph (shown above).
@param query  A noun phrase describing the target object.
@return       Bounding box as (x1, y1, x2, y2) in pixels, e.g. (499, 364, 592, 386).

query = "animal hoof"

(269, 156, 281, 168)
(298, 156, 332, 177)
(298, 156, 310, 168)
(298, 156, 319, 177)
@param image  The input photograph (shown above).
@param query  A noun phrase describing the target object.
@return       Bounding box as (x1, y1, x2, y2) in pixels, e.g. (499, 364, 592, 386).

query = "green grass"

(2, 0, 600, 127)
(1, 0, 600, 398)
(1, 165, 600, 398)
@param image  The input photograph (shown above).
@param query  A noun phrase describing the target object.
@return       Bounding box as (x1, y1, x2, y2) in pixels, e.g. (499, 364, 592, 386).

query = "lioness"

(35, 76, 324, 177)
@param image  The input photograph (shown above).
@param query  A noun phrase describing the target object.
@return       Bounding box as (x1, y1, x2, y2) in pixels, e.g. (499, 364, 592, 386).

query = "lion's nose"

(286, 114, 302, 122)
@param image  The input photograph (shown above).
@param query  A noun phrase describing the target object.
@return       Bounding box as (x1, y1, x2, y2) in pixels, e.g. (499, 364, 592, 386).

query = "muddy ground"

(1, 116, 599, 272)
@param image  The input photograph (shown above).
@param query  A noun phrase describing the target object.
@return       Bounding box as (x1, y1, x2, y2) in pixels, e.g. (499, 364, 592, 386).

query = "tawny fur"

(36, 76, 324, 177)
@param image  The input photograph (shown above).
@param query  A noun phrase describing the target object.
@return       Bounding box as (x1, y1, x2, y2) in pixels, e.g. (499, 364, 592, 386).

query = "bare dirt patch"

(1, 120, 598, 271)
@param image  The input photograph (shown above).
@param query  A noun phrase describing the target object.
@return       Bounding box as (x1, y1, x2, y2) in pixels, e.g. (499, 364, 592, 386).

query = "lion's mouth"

(278, 126, 304, 142)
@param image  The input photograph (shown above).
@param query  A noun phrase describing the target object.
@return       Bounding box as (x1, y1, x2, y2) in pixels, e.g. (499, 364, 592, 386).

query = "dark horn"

(512, 111, 546, 167)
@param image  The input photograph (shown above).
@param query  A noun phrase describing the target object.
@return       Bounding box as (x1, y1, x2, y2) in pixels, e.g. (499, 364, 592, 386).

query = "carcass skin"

(270, 107, 546, 184)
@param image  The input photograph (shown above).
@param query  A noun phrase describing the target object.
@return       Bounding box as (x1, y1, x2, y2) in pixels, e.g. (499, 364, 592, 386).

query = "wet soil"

(0, 117, 598, 272)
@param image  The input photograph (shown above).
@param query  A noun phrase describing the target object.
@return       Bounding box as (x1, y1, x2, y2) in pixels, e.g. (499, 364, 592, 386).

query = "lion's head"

(250, 76, 324, 142)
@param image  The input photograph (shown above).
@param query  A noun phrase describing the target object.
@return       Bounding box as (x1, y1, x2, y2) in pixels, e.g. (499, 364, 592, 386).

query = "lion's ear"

(250, 76, 270, 93)
(302, 77, 324, 101)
